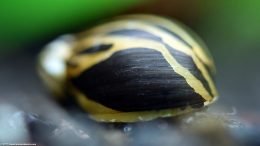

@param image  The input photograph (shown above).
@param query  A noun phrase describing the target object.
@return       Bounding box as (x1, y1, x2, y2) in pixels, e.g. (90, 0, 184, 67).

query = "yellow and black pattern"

(65, 15, 218, 122)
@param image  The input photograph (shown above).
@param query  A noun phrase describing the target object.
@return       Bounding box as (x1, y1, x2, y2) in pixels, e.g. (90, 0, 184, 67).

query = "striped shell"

(39, 15, 218, 122)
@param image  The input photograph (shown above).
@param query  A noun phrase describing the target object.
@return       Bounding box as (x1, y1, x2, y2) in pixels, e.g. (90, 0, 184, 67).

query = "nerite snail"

(38, 14, 218, 122)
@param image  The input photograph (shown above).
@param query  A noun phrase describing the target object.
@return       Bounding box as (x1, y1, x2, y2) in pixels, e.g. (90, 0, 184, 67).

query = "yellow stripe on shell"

(92, 107, 196, 122)
(68, 36, 214, 102)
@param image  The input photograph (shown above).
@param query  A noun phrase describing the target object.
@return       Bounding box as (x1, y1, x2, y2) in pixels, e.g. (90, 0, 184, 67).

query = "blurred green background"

(0, 0, 144, 54)
(1, 0, 259, 54)
(0, 0, 259, 113)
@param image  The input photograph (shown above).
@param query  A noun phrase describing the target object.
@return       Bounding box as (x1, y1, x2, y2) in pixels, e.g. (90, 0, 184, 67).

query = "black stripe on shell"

(71, 48, 205, 112)
(107, 29, 162, 42)
(77, 44, 113, 54)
